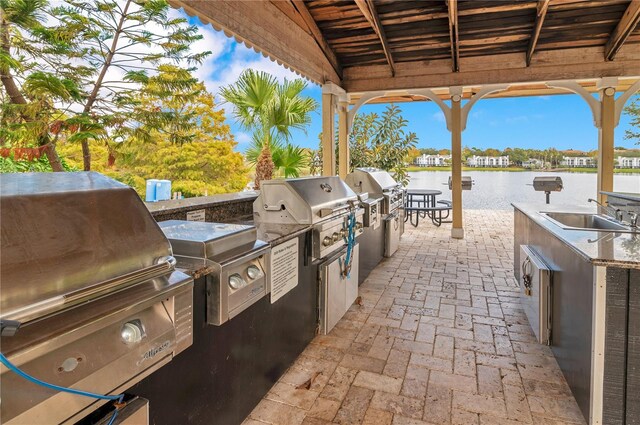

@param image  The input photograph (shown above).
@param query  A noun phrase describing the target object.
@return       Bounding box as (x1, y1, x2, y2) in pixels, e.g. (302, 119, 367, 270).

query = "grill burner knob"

(356, 222, 363, 230)
(332, 232, 340, 242)
(121, 321, 143, 344)
(323, 236, 332, 246)
(229, 274, 244, 290)
(340, 229, 347, 238)
(247, 265, 261, 280)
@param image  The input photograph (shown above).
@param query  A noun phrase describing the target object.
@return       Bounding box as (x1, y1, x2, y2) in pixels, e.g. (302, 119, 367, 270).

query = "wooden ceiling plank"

(446, 0, 460, 72)
(354, 0, 396, 75)
(526, 0, 551, 66)
(605, 0, 640, 61)
(290, 0, 343, 77)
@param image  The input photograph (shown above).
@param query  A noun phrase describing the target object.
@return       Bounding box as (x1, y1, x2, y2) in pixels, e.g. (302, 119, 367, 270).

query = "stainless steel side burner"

(159, 221, 269, 326)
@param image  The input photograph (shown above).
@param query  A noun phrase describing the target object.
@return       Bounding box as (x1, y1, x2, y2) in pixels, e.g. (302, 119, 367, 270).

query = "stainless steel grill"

(158, 221, 269, 326)
(254, 176, 363, 334)
(448, 175, 474, 191)
(533, 176, 563, 192)
(345, 168, 403, 215)
(0, 172, 193, 425)
(345, 168, 403, 258)
(254, 176, 363, 261)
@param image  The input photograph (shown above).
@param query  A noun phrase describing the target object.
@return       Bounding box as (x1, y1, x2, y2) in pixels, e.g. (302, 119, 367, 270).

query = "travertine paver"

(244, 210, 586, 425)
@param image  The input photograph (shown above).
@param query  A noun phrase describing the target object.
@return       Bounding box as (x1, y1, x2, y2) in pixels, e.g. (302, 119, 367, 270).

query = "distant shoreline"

(406, 166, 640, 174)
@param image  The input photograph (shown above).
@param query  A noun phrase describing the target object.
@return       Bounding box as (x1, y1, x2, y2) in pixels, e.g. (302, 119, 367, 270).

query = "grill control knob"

(121, 321, 143, 344)
(340, 229, 347, 238)
(229, 273, 244, 290)
(323, 236, 332, 246)
(247, 265, 261, 280)
(332, 232, 340, 242)
(356, 222, 363, 230)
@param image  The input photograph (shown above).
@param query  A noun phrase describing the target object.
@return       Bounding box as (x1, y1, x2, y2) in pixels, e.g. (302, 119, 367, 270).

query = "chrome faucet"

(588, 198, 623, 222)
(629, 212, 639, 229)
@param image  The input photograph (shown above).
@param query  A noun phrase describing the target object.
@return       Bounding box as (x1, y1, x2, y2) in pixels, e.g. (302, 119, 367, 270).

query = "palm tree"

(220, 70, 317, 189)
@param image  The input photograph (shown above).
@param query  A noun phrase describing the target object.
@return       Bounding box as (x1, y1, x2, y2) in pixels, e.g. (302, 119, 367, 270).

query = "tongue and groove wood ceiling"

(173, 0, 640, 93)
(302, 0, 639, 70)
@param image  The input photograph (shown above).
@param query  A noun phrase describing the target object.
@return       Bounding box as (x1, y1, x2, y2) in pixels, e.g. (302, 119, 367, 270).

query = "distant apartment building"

(415, 154, 451, 167)
(522, 158, 544, 169)
(617, 156, 640, 168)
(466, 155, 510, 168)
(561, 156, 595, 167)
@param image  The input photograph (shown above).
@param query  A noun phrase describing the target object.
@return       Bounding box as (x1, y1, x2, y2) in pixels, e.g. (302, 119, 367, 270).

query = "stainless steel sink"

(540, 212, 635, 232)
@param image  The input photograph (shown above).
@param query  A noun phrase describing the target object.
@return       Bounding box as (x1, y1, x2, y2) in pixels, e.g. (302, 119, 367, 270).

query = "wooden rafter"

(289, 0, 342, 78)
(526, 0, 550, 66)
(446, 0, 460, 72)
(354, 0, 395, 76)
(605, 0, 640, 61)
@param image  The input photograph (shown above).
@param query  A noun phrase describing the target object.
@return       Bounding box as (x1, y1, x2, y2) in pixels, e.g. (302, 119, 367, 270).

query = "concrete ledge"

(146, 191, 258, 222)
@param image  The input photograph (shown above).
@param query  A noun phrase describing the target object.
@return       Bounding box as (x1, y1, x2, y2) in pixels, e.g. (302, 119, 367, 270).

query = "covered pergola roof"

(172, 0, 640, 95)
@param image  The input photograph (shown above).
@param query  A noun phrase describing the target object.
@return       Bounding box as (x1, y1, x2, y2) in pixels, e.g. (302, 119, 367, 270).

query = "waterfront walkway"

(244, 210, 586, 425)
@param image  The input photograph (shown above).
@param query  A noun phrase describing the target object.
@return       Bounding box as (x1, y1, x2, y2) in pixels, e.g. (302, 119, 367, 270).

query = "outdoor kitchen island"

(513, 202, 639, 425)
(126, 219, 317, 425)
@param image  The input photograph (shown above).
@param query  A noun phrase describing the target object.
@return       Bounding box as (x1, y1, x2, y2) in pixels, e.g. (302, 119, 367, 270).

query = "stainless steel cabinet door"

(319, 244, 360, 334)
(384, 213, 400, 257)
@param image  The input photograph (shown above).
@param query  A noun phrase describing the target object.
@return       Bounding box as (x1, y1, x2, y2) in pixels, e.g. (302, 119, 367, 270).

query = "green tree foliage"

(220, 69, 317, 188)
(245, 136, 308, 178)
(347, 105, 418, 185)
(0, 0, 209, 171)
(623, 94, 640, 144)
(57, 67, 249, 197)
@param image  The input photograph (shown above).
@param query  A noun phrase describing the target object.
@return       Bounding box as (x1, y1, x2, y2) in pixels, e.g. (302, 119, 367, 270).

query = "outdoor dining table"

(404, 189, 452, 227)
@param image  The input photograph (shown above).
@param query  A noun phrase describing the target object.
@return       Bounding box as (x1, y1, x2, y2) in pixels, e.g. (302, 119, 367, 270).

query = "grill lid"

(254, 176, 358, 224)
(159, 220, 258, 259)
(0, 172, 174, 324)
(345, 168, 400, 195)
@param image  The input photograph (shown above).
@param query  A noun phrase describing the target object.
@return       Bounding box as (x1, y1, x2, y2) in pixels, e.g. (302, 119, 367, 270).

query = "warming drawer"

(519, 245, 553, 345)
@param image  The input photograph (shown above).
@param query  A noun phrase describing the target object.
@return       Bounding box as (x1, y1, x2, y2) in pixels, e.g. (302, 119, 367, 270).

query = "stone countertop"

(513, 203, 640, 269)
(601, 191, 640, 202)
(254, 221, 311, 246)
(225, 214, 311, 245)
(145, 191, 258, 214)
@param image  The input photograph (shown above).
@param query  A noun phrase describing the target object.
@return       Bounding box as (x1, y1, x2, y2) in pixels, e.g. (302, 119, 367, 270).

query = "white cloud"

(235, 131, 251, 144)
(432, 111, 445, 123)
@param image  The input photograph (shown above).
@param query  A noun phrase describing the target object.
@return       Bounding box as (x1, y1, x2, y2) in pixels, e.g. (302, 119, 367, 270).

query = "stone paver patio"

(244, 210, 586, 425)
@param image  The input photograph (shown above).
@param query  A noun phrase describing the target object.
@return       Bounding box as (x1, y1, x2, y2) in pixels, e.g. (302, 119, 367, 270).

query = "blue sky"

(182, 11, 638, 154)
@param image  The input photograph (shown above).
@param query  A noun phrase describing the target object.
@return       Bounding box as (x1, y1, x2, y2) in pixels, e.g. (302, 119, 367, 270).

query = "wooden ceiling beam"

(342, 46, 640, 92)
(446, 0, 460, 72)
(354, 0, 396, 76)
(289, 0, 342, 78)
(526, 0, 550, 66)
(605, 0, 640, 61)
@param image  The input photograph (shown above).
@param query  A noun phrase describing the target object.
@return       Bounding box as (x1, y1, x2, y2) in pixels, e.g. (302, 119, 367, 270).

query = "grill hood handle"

(0, 319, 21, 336)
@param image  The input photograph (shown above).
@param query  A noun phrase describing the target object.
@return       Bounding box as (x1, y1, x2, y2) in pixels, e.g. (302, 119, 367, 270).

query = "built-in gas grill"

(0, 172, 193, 425)
(346, 167, 404, 215)
(158, 221, 269, 325)
(345, 168, 404, 258)
(254, 176, 363, 261)
(254, 176, 363, 334)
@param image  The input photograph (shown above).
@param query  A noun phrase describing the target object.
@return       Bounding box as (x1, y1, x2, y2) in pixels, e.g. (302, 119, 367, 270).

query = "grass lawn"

(407, 166, 640, 174)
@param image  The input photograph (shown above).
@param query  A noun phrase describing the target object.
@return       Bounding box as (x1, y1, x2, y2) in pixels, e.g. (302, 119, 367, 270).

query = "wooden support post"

(322, 91, 336, 176)
(597, 87, 616, 205)
(451, 91, 464, 239)
(338, 96, 349, 179)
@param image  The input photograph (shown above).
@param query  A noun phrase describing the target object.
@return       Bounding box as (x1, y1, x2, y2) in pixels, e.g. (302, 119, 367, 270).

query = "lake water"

(407, 171, 639, 210)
